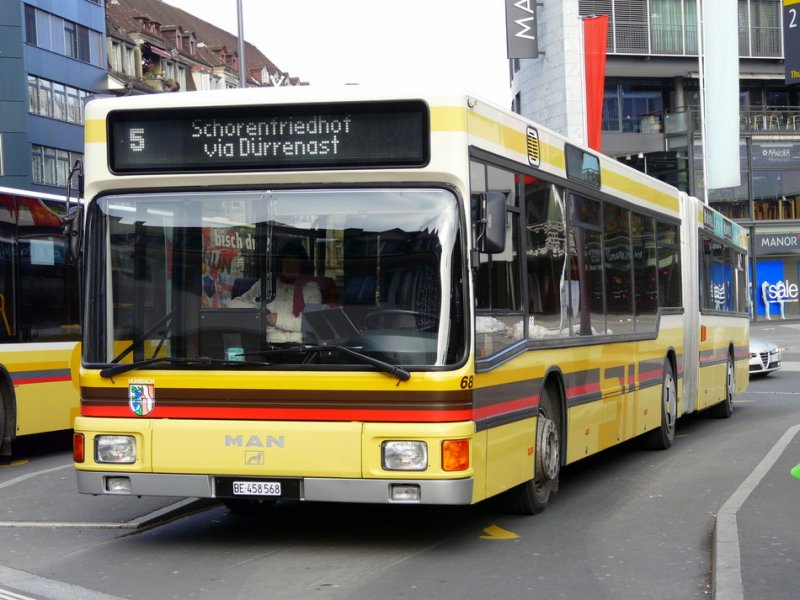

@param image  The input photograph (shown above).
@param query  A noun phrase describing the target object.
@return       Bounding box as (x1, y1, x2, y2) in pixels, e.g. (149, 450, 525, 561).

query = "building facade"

(0, 0, 106, 193)
(511, 0, 800, 321)
(0, 0, 305, 198)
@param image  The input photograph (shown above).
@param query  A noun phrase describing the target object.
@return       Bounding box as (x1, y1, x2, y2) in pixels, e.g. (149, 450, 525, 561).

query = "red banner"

(583, 16, 608, 152)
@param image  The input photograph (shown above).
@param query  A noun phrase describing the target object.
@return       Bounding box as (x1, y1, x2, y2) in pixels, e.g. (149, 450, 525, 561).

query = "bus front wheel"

(504, 385, 561, 515)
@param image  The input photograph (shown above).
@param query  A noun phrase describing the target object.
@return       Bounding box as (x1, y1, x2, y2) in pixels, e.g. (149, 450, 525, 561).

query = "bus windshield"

(87, 188, 465, 370)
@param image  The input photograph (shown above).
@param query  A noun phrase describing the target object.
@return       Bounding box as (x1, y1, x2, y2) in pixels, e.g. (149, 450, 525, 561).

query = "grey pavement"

(714, 320, 800, 600)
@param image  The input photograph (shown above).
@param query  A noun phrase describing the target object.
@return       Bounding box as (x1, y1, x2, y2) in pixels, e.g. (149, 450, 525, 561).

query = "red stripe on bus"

(82, 395, 539, 423)
(474, 395, 538, 420)
(566, 382, 601, 397)
(638, 368, 663, 382)
(81, 405, 476, 422)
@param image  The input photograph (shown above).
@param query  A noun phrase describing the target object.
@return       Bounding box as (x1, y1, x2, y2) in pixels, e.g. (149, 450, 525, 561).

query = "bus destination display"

(108, 101, 429, 173)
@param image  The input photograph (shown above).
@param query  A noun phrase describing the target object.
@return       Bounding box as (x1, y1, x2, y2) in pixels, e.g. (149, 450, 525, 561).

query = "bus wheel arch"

(503, 372, 564, 515)
(0, 369, 16, 457)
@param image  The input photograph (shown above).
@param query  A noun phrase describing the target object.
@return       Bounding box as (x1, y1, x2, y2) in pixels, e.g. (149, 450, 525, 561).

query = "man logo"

(245, 451, 264, 465)
(225, 434, 286, 448)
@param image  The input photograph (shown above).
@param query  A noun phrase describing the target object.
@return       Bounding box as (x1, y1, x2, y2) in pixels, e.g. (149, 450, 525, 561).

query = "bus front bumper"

(75, 471, 474, 505)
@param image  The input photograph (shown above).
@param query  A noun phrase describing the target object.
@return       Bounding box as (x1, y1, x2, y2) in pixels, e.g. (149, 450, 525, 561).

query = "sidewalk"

(713, 322, 800, 600)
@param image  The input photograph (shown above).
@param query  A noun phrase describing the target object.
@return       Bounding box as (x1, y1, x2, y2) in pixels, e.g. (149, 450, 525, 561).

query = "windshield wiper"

(100, 356, 262, 378)
(258, 344, 411, 382)
(110, 309, 179, 365)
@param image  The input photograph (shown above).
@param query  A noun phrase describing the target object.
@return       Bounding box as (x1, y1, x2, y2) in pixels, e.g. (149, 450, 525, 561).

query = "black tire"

(642, 359, 677, 450)
(709, 354, 735, 419)
(503, 384, 561, 515)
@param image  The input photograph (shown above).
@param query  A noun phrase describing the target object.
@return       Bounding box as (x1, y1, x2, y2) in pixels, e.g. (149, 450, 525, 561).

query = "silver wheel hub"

(664, 373, 676, 433)
(537, 416, 560, 481)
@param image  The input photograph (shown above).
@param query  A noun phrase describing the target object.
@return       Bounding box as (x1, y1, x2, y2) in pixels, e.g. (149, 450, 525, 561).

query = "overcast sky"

(164, 0, 513, 107)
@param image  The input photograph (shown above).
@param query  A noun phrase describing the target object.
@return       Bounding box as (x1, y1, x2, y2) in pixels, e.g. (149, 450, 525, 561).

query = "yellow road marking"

(480, 524, 520, 540)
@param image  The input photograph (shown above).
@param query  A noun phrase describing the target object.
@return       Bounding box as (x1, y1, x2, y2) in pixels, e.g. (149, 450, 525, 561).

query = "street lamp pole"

(237, 0, 246, 88)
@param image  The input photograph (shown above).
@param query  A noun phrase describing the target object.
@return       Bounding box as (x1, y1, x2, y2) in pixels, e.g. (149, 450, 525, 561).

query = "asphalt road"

(1, 330, 798, 600)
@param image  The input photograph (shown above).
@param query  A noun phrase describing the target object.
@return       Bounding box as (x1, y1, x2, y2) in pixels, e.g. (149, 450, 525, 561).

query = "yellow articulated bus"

(73, 88, 748, 513)
(0, 186, 82, 456)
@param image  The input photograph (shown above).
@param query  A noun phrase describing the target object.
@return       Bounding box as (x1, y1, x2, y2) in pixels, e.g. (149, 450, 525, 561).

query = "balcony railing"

(739, 108, 800, 132)
(657, 107, 800, 135)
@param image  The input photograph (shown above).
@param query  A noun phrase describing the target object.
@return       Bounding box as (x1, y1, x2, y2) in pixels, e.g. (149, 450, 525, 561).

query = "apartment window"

(64, 21, 77, 58)
(66, 87, 81, 123)
(24, 5, 36, 45)
(746, 0, 781, 57)
(176, 65, 187, 90)
(27, 76, 38, 113)
(28, 76, 88, 125)
(35, 8, 50, 50)
(52, 84, 66, 120)
(37, 79, 53, 118)
(49, 15, 65, 55)
(650, 0, 698, 54)
(24, 5, 103, 67)
(31, 145, 82, 187)
(124, 46, 136, 75)
(109, 40, 122, 72)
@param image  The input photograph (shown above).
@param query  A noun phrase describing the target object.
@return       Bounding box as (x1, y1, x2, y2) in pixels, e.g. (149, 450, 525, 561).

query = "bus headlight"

(382, 441, 427, 471)
(95, 435, 137, 464)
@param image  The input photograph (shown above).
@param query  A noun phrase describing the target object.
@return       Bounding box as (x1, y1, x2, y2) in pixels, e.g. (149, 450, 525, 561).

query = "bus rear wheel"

(709, 354, 735, 419)
(642, 359, 677, 450)
(504, 385, 560, 515)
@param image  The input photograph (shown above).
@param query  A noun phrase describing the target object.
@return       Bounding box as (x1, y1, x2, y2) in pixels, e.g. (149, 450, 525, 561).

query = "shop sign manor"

(754, 232, 800, 256)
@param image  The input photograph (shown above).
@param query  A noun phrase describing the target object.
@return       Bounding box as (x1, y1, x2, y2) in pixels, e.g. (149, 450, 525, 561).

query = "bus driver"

(229, 240, 321, 343)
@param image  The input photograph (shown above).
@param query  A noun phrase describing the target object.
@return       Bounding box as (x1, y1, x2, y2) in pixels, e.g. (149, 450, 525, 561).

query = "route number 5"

(129, 127, 145, 152)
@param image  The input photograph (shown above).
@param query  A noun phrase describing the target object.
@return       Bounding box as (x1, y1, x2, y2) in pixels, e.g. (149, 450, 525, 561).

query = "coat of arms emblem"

(129, 383, 155, 416)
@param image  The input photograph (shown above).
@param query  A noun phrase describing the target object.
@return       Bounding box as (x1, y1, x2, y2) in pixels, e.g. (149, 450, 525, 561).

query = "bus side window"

(657, 221, 681, 308)
(632, 213, 658, 332)
(472, 163, 523, 357)
(568, 195, 604, 336)
(524, 180, 568, 338)
(17, 198, 79, 342)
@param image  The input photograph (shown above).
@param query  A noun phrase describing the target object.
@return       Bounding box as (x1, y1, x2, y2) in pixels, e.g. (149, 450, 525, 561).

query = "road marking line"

(480, 524, 520, 540)
(0, 498, 201, 529)
(0, 463, 72, 490)
(0, 565, 124, 600)
(713, 424, 800, 600)
(0, 587, 36, 600)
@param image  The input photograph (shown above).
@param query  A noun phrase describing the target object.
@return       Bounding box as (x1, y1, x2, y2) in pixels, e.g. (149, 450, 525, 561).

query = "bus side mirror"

(63, 205, 84, 262)
(479, 192, 507, 254)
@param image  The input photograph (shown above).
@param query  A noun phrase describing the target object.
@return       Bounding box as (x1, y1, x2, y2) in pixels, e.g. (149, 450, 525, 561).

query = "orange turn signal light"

(73, 432, 85, 463)
(442, 439, 470, 472)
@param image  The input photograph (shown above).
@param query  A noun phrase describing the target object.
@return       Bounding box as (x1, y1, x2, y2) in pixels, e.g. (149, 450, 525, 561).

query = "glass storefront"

(750, 228, 800, 321)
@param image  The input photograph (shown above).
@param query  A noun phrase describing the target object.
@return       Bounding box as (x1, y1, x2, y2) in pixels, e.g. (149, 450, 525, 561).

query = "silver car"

(749, 337, 782, 376)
